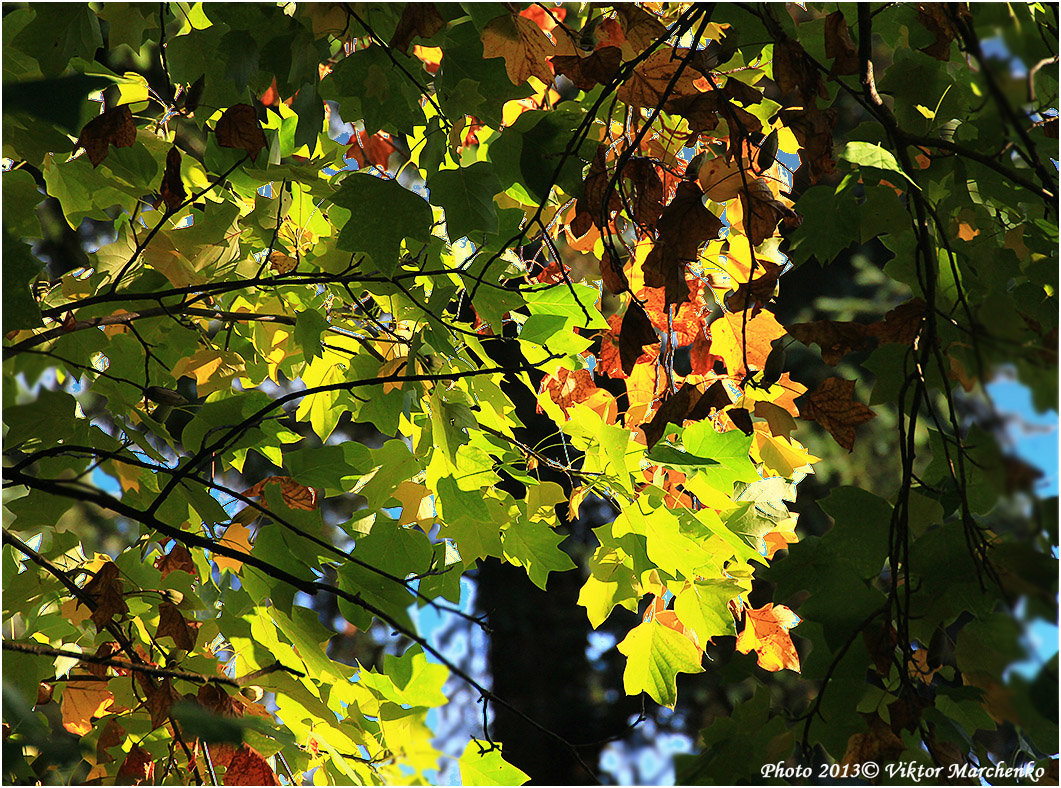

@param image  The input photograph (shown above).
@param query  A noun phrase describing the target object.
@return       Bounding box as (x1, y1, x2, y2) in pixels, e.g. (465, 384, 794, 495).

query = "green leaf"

(840, 141, 916, 186)
(330, 173, 432, 274)
(674, 578, 746, 642)
(458, 741, 530, 786)
(501, 517, 576, 590)
(429, 162, 501, 241)
(2, 228, 43, 333)
(616, 619, 704, 708)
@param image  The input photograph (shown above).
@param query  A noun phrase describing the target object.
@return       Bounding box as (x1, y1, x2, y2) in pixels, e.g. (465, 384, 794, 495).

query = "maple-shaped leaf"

(95, 718, 125, 764)
(619, 301, 659, 375)
(773, 38, 824, 102)
(617, 619, 704, 708)
(154, 544, 196, 579)
(867, 297, 926, 345)
(500, 518, 576, 590)
(223, 744, 280, 786)
(841, 712, 905, 768)
(344, 128, 398, 169)
(244, 475, 319, 511)
(388, 3, 445, 53)
(687, 380, 732, 421)
(824, 10, 859, 75)
(735, 603, 801, 672)
(617, 48, 700, 109)
(156, 601, 199, 651)
(540, 366, 599, 417)
(643, 181, 723, 306)
(81, 560, 128, 632)
(666, 89, 725, 133)
(642, 384, 698, 449)
(754, 400, 797, 438)
(576, 145, 620, 231)
(613, 4, 668, 52)
(215, 104, 267, 162)
(917, 4, 966, 60)
(459, 741, 530, 786)
(688, 330, 720, 376)
(799, 377, 876, 452)
(61, 680, 115, 735)
(76, 105, 135, 166)
(725, 260, 784, 317)
(551, 46, 622, 91)
(159, 145, 186, 213)
(481, 13, 555, 86)
(710, 309, 784, 377)
(214, 523, 253, 574)
(739, 177, 799, 247)
(117, 743, 155, 784)
(787, 319, 873, 365)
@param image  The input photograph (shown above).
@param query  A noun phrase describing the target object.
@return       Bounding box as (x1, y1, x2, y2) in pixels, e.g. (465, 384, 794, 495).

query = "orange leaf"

(519, 3, 566, 34)
(61, 680, 115, 735)
(841, 713, 905, 768)
(76, 106, 135, 167)
(540, 366, 599, 417)
(215, 104, 267, 162)
(213, 523, 253, 574)
(223, 744, 280, 786)
(244, 476, 319, 511)
(617, 48, 700, 109)
(799, 377, 875, 452)
(735, 603, 801, 672)
(710, 309, 783, 378)
(481, 13, 555, 86)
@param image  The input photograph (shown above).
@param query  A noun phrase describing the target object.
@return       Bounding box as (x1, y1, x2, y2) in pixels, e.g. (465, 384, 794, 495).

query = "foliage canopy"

(2, 2, 1057, 785)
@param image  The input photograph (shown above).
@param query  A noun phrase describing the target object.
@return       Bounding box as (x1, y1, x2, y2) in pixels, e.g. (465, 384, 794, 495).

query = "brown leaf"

(799, 377, 875, 452)
(215, 104, 267, 162)
(619, 301, 658, 375)
(599, 248, 629, 294)
(388, 3, 445, 53)
(481, 13, 555, 86)
(76, 106, 136, 167)
(666, 90, 724, 133)
(642, 384, 698, 449)
(613, 5, 667, 53)
(725, 260, 784, 316)
(551, 46, 622, 91)
(824, 11, 858, 75)
(617, 49, 701, 109)
(772, 38, 823, 102)
(81, 561, 129, 632)
(687, 380, 732, 421)
(578, 145, 620, 230)
(729, 407, 753, 435)
(778, 106, 837, 185)
(867, 298, 926, 345)
(96, 718, 126, 764)
(155, 544, 196, 579)
(224, 744, 281, 786)
(739, 177, 798, 247)
(117, 743, 156, 784)
(144, 677, 180, 730)
(887, 695, 925, 734)
(160, 145, 186, 213)
(88, 641, 124, 679)
(36, 682, 54, 706)
(541, 366, 599, 417)
(198, 684, 240, 717)
(841, 713, 905, 768)
(787, 320, 873, 365)
(643, 181, 723, 306)
(156, 601, 199, 652)
(625, 158, 663, 229)
(244, 475, 319, 511)
(916, 3, 966, 61)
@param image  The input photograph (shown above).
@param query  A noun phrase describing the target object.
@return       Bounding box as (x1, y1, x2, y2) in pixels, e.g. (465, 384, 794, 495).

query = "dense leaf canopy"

(2, 2, 1057, 785)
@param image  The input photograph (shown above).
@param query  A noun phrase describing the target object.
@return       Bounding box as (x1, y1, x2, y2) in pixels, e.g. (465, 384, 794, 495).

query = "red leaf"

(345, 129, 398, 169)
(215, 104, 267, 162)
(599, 248, 629, 295)
(799, 377, 876, 452)
(76, 106, 136, 167)
(224, 745, 280, 786)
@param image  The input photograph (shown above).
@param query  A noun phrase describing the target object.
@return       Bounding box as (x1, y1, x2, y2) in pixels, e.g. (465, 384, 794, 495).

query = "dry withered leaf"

(729, 407, 753, 435)
(787, 319, 873, 365)
(799, 377, 876, 452)
(754, 400, 797, 438)
(841, 713, 905, 768)
(687, 379, 732, 420)
(117, 743, 155, 784)
(143, 677, 180, 730)
(666, 90, 724, 133)
(76, 106, 136, 167)
(481, 13, 555, 86)
(599, 248, 628, 294)
(773, 38, 824, 101)
(244, 475, 319, 511)
(542, 366, 599, 417)
(689, 329, 719, 376)
(215, 104, 267, 162)
(613, 4, 667, 53)
(916, 3, 967, 61)
(643, 181, 723, 306)
(867, 297, 926, 345)
(824, 10, 858, 75)
(739, 177, 799, 247)
(160, 145, 186, 213)
(389, 3, 445, 53)
(778, 106, 837, 185)
(61, 680, 115, 735)
(725, 260, 784, 316)
(154, 544, 195, 579)
(224, 744, 281, 786)
(81, 561, 128, 632)
(642, 384, 698, 449)
(156, 601, 199, 652)
(578, 145, 620, 230)
(617, 48, 700, 109)
(619, 301, 658, 375)
(551, 46, 622, 91)
(625, 158, 664, 229)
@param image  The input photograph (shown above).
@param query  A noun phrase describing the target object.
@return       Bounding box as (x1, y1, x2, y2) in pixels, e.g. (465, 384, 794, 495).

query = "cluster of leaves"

(1, 1, 1056, 785)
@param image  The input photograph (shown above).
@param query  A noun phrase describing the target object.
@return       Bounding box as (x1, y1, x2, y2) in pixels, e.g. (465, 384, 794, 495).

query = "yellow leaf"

(390, 481, 435, 528)
(171, 349, 245, 396)
(735, 603, 801, 672)
(752, 427, 819, 478)
(213, 523, 253, 574)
